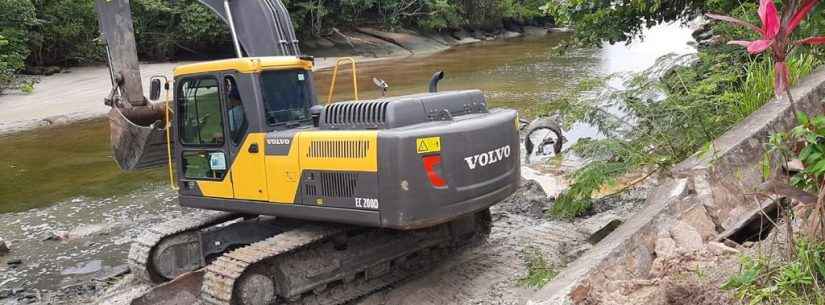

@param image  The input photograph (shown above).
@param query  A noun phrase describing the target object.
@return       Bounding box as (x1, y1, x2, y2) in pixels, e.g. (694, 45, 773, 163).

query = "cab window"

(178, 77, 224, 146)
(261, 69, 313, 126)
(224, 76, 248, 145)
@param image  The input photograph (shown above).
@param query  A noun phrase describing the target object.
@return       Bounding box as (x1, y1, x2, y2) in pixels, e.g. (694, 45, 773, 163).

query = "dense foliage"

(542, 0, 740, 46)
(0, 0, 548, 94)
(0, 0, 36, 91)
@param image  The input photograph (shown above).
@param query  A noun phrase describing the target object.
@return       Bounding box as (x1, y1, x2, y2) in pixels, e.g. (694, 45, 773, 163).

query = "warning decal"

(416, 137, 442, 154)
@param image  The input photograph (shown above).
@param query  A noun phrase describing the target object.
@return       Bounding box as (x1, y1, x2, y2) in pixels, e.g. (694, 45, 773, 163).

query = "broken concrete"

(529, 67, 825, 305)
(576, 214, 623, 244)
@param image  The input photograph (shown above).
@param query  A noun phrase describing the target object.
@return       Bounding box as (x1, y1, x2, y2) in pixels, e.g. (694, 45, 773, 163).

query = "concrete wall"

(529, 67, 825, 305)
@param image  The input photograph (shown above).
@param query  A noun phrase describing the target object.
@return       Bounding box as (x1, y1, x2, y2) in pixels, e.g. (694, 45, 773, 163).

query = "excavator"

(94, 0, 520, 304)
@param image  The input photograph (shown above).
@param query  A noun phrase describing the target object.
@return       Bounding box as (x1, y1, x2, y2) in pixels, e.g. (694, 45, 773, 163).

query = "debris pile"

(498, 179, 554, 218)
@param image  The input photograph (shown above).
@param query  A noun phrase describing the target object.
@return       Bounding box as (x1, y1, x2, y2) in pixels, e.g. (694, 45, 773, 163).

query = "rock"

(43, 230, 69, 241)
(469, 30, 486, 40)
(454, 36, 481, 45)
(68, 223, 112, 239)
(356, 27, 448, 53)
(691, 23, 712, 40)
(679, 205, 718, 241)
(302, 39, 319, 49)
(0, 238, 8, 256)
(316, 38, 336, 49)
(670, 221, 705, 252)
(95, 264, 131, 281)
(500, 31, 522, 39)
(654, 235, 678, 258)
(523, 26, 548, 37)
(7, 259, 22, 266)
(694, 29, 714, 41)
(629, 245, 653, 277)
(451, 29, 471, 40)
(42, 115, 70, 126)
(547, 27, 573, 33)
(61, 260, 103, 275)
(499, 179, 552, 218)
(708, 241, 740, 255)
(704, 35, 725, 46)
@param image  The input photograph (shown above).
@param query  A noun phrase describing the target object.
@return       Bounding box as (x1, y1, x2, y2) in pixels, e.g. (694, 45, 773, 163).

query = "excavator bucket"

(109, 104, 170, 171)
(130, 270, 205, 305)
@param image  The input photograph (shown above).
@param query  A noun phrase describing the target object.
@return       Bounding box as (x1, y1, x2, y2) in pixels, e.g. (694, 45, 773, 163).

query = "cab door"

(222, 74, 269, 201)
(176, 76, 234, 199)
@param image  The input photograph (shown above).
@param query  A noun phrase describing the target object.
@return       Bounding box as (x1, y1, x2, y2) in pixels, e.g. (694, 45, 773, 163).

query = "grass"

(518, 247, 558, 288)
(724, 53, 821, 121)
(0, 119, 165, 213)
(722, 239, 825, 305)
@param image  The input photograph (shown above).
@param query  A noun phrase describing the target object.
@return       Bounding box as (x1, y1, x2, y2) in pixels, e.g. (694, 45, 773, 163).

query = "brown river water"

(0, 24, 694, 290)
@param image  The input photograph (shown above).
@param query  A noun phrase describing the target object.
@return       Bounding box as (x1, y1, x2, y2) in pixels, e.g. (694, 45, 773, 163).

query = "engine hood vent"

(319, 90, 487, 130)
(322, 100, 391, 129)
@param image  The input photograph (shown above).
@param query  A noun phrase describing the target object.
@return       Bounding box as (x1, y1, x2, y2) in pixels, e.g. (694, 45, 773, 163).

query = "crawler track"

(128, 211, 241, 283)
(200, 210, 491, 305)
(201, 225, 347, 305)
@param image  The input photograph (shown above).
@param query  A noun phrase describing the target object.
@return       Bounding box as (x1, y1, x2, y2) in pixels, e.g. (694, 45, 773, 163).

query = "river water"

(0, 24, 695, 291)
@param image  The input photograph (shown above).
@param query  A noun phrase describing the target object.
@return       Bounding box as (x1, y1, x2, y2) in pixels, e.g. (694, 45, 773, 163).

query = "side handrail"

(163, 79, 179, 190)
(326, 57, 359, 105)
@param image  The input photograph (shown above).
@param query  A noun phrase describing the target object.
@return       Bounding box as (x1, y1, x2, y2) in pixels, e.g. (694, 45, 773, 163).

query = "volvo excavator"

(95, 0, 520, 304)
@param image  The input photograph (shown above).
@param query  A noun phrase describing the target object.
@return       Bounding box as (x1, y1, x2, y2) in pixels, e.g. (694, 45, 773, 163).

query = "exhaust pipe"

(428, 71, 445, 93)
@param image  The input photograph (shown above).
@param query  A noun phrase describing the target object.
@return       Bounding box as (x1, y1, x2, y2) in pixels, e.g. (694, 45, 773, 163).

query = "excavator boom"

(95, 0, 300, 170)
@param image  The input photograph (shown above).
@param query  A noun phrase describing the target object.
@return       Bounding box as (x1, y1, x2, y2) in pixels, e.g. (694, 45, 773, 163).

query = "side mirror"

(149, 78, 162, 101)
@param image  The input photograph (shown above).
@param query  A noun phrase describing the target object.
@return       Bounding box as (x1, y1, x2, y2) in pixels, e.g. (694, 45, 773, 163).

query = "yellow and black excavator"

(95, 0, 520, 304)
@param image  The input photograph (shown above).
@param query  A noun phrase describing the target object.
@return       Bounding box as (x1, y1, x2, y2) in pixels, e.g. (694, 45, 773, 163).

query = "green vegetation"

(540, 0, 739, 47)
(722, 239, 825, 305)
(0, 0, 36, 93)
(544, 2, 825, 219)
(518, 247, 558, 288)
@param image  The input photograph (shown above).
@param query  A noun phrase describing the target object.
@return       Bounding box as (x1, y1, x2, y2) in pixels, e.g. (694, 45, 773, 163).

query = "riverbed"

(0, 24, 695, 292)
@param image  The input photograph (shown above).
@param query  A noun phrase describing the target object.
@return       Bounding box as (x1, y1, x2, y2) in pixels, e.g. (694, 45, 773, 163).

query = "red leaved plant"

(707, 0, 822, 98)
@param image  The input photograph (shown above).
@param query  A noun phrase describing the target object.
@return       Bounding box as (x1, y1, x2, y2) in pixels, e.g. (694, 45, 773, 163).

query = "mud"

(76, 180, 648, 305)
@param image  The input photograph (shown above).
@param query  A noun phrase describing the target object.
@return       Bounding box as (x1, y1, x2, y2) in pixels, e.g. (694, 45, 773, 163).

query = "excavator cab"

(169, 57, 315, 201)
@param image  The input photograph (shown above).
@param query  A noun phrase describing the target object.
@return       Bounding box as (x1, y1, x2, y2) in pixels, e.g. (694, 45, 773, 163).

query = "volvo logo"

(464, 145, 511, 170)
(267, 138, 291, 145)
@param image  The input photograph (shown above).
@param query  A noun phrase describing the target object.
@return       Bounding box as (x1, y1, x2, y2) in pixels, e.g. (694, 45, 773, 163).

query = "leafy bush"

(722, 239, 825, 305)
(28, 0, 101, 67)
(541, 0, 740, 46)
(0, 0, 36, 93)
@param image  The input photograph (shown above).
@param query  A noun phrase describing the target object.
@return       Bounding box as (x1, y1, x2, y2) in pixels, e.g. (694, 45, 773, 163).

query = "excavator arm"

(94, 0, 300, 170)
